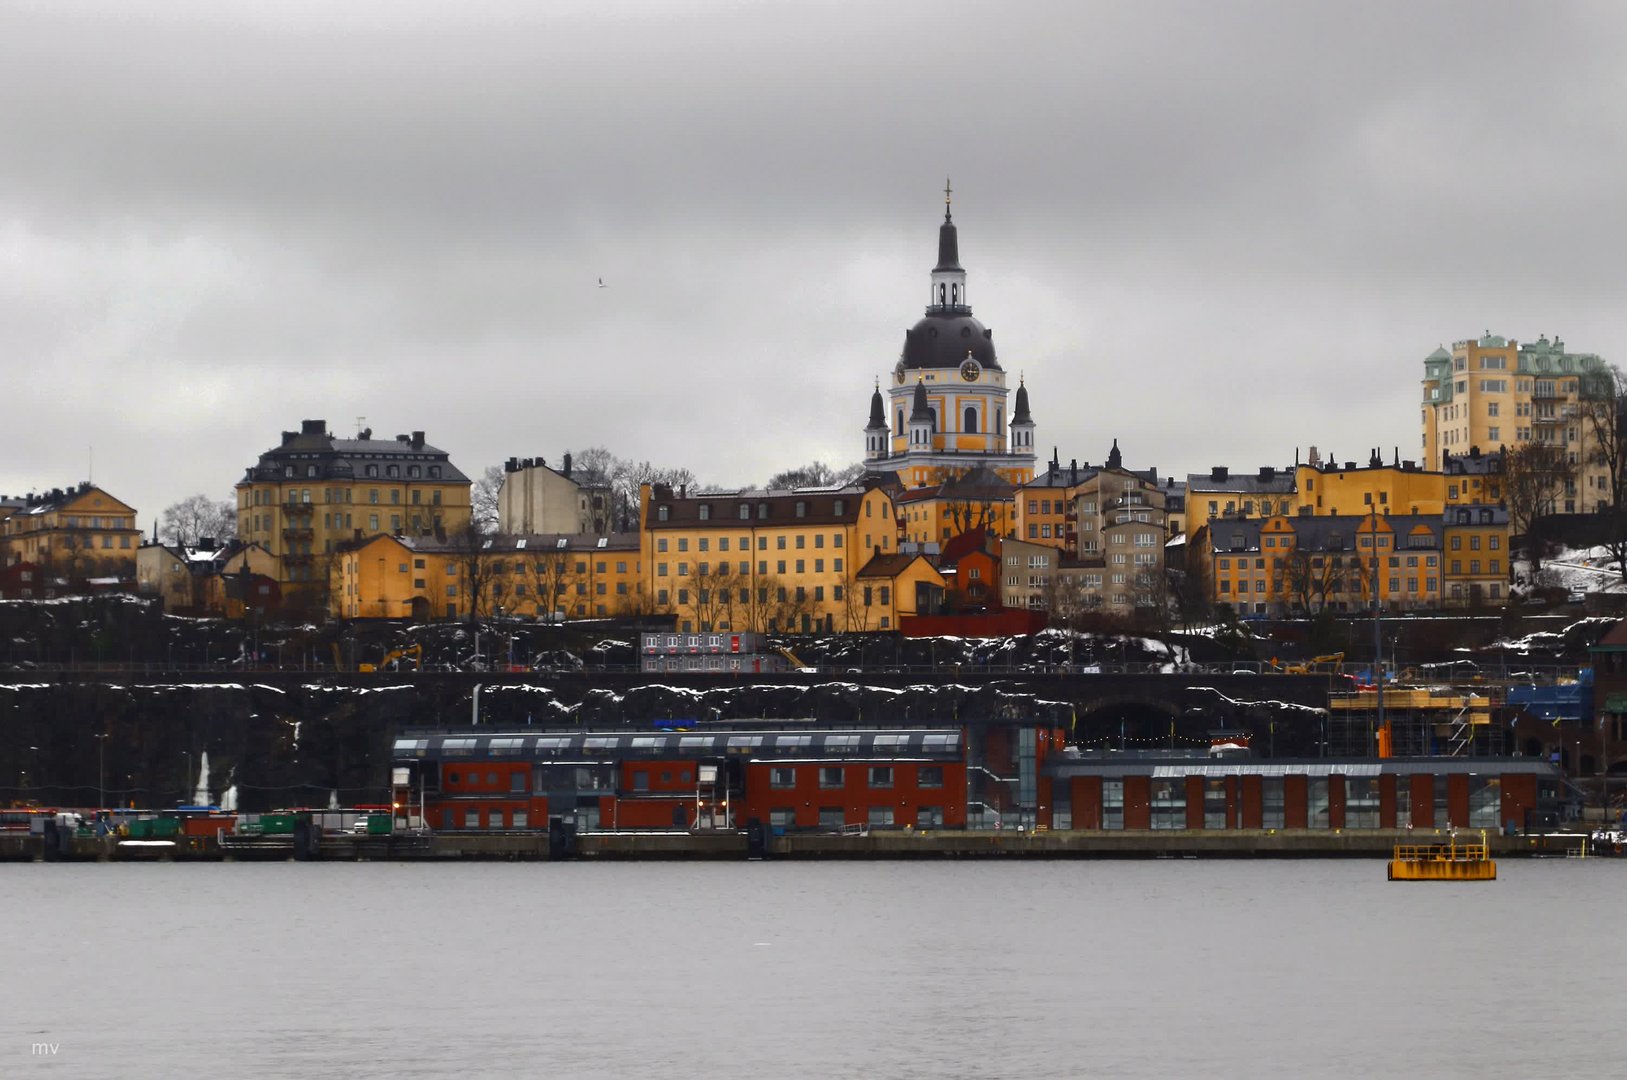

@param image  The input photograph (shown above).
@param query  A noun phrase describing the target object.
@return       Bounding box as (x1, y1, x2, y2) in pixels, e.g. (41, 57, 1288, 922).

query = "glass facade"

(1262, 777, 1284, 829)
(1102, 780, 1124, 830)
(1151, 779, 1185, 829)
(1344, 776, 1379, 829)
(1307, 778, 1330, 829)
(1468, 776, 1501, 828)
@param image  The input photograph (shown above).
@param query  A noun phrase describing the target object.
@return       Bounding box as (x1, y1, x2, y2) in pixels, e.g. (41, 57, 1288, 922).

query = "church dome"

(899, 313, 1000, 372)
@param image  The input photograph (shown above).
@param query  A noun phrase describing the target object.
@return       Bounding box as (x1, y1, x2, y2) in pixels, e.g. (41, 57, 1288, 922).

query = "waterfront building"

(863, 187, 1037, 489)
(235, 420, 472, 601)
(1050, 753, 1560, 833)
(638, 480, 938, 633)
(0, 482, 141, 579)
(1420, 333, 1611, 512)
(496, 453, 614, 536)
(389, 723, 1562, 836)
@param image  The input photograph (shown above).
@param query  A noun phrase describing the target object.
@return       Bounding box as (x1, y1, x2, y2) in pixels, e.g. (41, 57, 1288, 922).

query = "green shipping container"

(259, 814, 298, 835)
(366, 814, 393, 836)
(151, 819, 181, 838)
(127, 819, 153, 839)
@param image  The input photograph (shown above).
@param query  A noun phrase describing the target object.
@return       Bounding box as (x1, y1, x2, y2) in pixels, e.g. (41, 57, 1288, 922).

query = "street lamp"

(93, 732, 108, 817)
(183, 750, 192, 806)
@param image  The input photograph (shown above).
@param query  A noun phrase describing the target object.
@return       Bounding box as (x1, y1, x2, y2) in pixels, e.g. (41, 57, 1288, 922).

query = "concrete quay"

(1, 828, 1600, 862)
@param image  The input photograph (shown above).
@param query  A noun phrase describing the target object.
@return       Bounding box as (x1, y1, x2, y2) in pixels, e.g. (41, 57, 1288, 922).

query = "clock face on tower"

(959, 358, 981, 381)
(894, 360, 907, 384)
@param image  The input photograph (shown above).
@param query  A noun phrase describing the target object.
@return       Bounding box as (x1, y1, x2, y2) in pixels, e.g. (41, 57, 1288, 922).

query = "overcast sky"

(4, 0, 1625, 525)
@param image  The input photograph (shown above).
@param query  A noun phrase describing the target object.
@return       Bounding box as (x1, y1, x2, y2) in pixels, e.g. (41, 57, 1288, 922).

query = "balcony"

(282, 526, 314, 540)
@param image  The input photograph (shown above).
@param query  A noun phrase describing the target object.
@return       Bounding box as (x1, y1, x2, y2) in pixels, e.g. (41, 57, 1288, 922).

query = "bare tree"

(687, 563, 736, 631)
(161, 494, 237, 546)
(765, 460, 866, 489)
(1282, 550, 1341, 614)
(840, 563, 872, 632)
(1579, 364, 1627, 583)
(470, 466, 503, 536)
(453, 525, 498, 622)
(1502, 441, 1575, 576)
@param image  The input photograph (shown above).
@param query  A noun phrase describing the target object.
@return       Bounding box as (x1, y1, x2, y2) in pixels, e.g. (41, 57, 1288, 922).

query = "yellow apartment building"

(236, 420, 472, 599)
(0, 483, 141, 577)
(333, 532, 642, 621)
(1200, 513, 1444, 616)
(1421, 333, 1611, 512)
(896, 466, 1016, 548)
(639, 481, 935, 633)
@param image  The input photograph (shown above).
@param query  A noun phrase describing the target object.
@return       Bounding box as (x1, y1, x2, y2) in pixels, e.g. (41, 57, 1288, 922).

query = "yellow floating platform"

(1387, 834, 1496, 881)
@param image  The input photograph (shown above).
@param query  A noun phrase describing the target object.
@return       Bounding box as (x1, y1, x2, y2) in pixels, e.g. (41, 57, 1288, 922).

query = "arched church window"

(939, 284, 946, 305)
(964, 406, 978, 433)
(928, 408, 938, 433)
(896, 410, 904, 436)
(951, 285, 958, 304)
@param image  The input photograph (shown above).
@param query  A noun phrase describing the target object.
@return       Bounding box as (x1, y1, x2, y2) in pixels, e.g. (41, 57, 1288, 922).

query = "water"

(4, 859, 1625, 1079)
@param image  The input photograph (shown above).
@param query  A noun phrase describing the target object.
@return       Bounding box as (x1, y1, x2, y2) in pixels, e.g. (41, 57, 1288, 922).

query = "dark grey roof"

(867, 386, 886, 428)
(934, 212, 961, 272)
(900, 312, 999, 371)
(910, 379, 931, 420)
(1012, 379, 1031, 424)
(243, 423, 469, 485)
(395, 728, 964, 762)
(1187, 468, 1296, 494)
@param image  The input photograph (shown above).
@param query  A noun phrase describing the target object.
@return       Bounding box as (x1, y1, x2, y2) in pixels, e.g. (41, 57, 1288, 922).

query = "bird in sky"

(597, 277, 606, 288)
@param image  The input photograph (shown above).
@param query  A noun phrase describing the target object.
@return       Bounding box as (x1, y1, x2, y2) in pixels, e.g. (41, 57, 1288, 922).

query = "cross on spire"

(944, 177, 952, 221)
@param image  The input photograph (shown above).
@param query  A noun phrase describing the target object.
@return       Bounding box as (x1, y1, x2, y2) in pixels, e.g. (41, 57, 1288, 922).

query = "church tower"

(863, 183, 1037, 488)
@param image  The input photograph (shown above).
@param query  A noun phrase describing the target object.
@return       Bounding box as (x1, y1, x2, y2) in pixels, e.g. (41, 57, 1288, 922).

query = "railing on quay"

(0, 659, 1593, 683)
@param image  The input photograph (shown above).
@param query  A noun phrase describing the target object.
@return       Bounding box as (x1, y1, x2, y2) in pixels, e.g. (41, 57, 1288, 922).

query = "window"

(1102, 780, 1124, 830)
(819, 807, 845, 829)
(770, 767, 795, 789)
(1262, 778, 1284, 830)
(867, 807, 894, 827)
(1150, 779, 1185, 829)
(868, 767, 893, 789)
(818, 766, 843, 789)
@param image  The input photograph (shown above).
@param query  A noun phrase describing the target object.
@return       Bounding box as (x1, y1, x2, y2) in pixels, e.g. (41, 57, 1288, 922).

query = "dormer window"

(429, 466, 441, 479)
(795, 501, 807, 518)
(408, 465, 421, 478)
(387, 465, 400, 478)
(657, 506, 669, 522)
(366, 465, 378, 478)
(833, 499, 845, 515)
(738, 504, 750, 520)
(698, 504, 711, 521)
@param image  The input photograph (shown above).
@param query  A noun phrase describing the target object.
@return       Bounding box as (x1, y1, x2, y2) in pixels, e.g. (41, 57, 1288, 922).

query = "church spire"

(930, 181, 966, 310)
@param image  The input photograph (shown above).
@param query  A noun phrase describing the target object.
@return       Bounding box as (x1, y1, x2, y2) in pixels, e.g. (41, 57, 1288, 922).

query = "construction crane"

(359, 644, 423, 674)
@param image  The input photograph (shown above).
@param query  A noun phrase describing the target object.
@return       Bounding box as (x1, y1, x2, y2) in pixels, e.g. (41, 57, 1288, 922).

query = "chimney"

(281, 430, 296, 446)
(302, 419, 325, 435)
(563, 453, 573, 478)
(1069, 459, 1077, 484)
(411, 431, 425, 449)
(505, 457, 519, 473)
(1258, 466, 1274, 481)
(1211, 466, 1229, 481)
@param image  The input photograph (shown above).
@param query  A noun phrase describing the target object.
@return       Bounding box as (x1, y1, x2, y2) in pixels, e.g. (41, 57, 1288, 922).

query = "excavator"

(358, 644, 423, 674)
(1270, 652, 1345, 676)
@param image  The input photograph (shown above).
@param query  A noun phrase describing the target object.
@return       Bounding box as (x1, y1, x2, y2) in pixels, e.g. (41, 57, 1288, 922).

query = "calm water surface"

(3, 859, 1624, 1079)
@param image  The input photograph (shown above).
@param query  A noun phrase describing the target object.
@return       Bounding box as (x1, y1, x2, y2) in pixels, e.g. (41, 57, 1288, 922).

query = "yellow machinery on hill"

(359, 644, 423, 674)
(1271, 652, 1344, 676)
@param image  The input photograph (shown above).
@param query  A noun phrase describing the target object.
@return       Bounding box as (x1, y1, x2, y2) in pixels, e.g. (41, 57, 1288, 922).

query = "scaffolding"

(1327, 687, 1506, 758)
